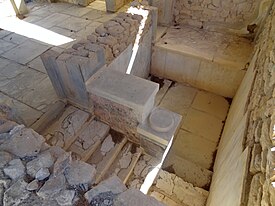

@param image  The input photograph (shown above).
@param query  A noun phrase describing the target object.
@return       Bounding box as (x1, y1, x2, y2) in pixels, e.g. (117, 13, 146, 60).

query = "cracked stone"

(26, 179, 39, 191)
(4, 159, 25, 180)
(26, 152, 54, 178)
(0, 151, 13, 168)
(65, 160, 96, 189)
(55, 190, 75, 206)
(35, 168, 50, 181)
(37, 174, 66, 199)
(0, 125, 45, 158)
(119, 153, 132, 169)
(134, 160, 147, 176)
(85, 175, 126, 203)
(3, 179, 31, 206)
(100, 135, 115, 155)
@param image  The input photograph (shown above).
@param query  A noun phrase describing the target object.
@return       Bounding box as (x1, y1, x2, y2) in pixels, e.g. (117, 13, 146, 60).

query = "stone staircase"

(40, 104, 209, 206)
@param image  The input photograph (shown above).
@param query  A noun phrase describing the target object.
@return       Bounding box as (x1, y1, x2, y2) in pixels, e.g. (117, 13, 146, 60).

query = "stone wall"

(207, 1, 275, 205)
(173, 0, 273, 34)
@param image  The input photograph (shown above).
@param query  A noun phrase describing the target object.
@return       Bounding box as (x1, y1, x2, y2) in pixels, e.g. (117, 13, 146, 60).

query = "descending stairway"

(41, 104, 210, 206)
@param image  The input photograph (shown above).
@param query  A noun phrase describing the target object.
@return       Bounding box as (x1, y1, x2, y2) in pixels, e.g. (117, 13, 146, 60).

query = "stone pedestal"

(137, 107, 182, 159)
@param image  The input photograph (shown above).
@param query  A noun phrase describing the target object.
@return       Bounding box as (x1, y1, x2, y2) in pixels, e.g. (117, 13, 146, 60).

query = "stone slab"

(0, 39, 16, 54)
(2, 40, 49, 65)
(0, 92, 43, 127)
(87, 69, 159, 123)
(171, 129, 217, 169)
(57, 16, 90, 32)
(182, 108, 224, 144)
(35, 13, 71, 29)
(27, 56, 47, 73)
(191, 91, 229, 121)
(159, 83, 197, 118)
(162, 154, 212, 189)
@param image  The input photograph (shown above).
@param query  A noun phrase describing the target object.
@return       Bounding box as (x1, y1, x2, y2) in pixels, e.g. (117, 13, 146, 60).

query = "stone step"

(42, 105, 93, 150)
(150, 169, 209, 206)
(151, 25, 253, 98)
(162, 153, 212, 190)
(86, 133, 128, 185)
(102, 142, 143, 184)
(68, 119, 110, 162)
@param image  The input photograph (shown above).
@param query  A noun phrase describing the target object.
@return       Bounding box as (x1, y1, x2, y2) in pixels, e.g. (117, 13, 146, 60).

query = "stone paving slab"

(27, 56, 47, 73)
(0, 39, 17, 54)
(3, 33, 28, 45)
(1, 40, 50, 64)
(61, 5, 93, 17)
(35, 13, 71, 29)
(0, 92, 43, 126)
(57, 16, 91, 32)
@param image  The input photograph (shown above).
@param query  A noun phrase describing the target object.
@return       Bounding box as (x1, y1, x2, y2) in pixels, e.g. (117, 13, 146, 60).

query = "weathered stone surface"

(3, 179, 31, 206)
(37, 174, 66, 199)
(90, 191, 115, 206)
(3, 159, 25, 180)
(0, 151, 13, 168)
(26, 152, 54, 178)
(101, 135, 115, 155)
(26, 179, 39, 191)
(0, 125, 45, 158)
(53, 152, 72, 175)
(85, 175, 127, 203)
(65, 160, 96, 188)
(114, 188, 166, 206)
(55, 190, 75, 206)
(35, 168, 50, 181)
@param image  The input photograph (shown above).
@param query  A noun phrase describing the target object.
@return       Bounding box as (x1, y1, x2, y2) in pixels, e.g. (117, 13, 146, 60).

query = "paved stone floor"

(155, 81, 229, 174)
(0, 0, 128, 127)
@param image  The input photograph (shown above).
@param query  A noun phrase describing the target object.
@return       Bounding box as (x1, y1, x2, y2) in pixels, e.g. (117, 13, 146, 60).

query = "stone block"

(192, 91, 229, 121)
(182, 108, 224, 144)
(87, 69, 159, 142)
(105, 0, 125, 12)
(162, 154, 212, 189)
(171, 129, 217, 169)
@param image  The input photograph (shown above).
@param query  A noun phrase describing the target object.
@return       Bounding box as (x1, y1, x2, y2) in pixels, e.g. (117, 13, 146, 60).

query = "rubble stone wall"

(207, 2, 275, 205)
(173, 0, 273, 33)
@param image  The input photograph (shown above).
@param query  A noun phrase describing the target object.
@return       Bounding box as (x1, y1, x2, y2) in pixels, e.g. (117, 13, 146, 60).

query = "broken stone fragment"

(104, 20, 120, 28)
(3, 159, 25, 180)
(26, 179, 39, 191)
(64, 160, 96, 189)
(35, 168, 50, 181)
(0, 151, 13, 168)
(108, 25, 125, 37)
(37, 174, 66, 199)
(84, 43, 103, 52)
(53, 152, 72, 175)
(87, 34, 98, 43)
(95, 25, 108, 36)
(100, 135, 115, 155)
(119, 153, 132, 169)
(26, 152, 54, 178)
(85, 175, 127, 203)
(97, 35, 118, 47)
(3, 179, 31, 206)
(0, 125, 45, 158)
(55, 190, 75, 206)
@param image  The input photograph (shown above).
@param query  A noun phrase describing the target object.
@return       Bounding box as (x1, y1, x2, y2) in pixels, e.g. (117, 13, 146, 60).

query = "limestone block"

(191, 91, 229, 121)
(162, 154, 212, 189)
(159, 83, 197, 117)
(182, 108, 224, 144)
(87, 69, 159, 142)
(173, 176, 209, 206)
(171, 129, 217, 169)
